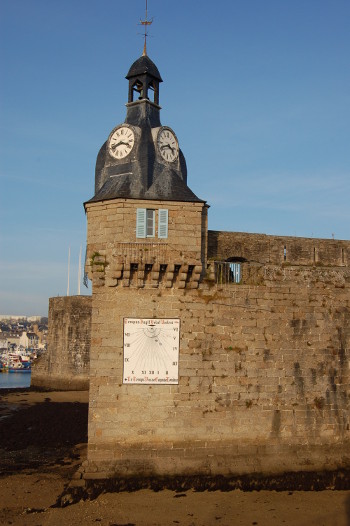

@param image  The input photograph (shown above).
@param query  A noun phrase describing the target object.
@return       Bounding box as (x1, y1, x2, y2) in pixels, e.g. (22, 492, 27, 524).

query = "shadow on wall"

(345, 494, 350, 523)
(207, 230, 219, 259)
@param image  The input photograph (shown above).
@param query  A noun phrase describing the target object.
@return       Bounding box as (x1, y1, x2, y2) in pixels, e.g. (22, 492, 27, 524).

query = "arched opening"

(226, 257, 246, 283)
(132, 79, 144, 101)
(214, 257, 246, 285)
(147, 80, 158, 104)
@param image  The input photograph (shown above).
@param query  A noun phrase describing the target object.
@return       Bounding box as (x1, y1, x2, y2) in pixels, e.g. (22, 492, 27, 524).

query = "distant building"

(19, 331, 39, 349)
(0, 334, 7, 350)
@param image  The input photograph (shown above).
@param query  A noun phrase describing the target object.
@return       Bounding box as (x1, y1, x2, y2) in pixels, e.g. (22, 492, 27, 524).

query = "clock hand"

(111, 141, 131, 150)
(160, 143, 175, 153)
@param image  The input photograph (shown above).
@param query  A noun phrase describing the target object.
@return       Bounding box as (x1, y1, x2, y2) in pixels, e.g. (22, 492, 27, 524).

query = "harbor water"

(0, 372, 31, 389)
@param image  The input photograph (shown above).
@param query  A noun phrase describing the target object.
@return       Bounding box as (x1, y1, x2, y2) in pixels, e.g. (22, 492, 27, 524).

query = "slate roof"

(126, 54, 162, 82)
(87, 166, 204, 204)
(27, 332, 38, 338)
(85, 54, 206, 207)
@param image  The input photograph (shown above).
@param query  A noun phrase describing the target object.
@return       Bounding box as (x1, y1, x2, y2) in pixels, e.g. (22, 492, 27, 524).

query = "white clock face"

(157, 128, 179, 162)
(123, 318, 180, 385)
(109, 126, 135, 159)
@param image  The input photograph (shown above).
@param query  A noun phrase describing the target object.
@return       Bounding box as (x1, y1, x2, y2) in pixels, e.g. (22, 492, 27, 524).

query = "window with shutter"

(137, 208, 161, 238)
(158, 209, 168, 239)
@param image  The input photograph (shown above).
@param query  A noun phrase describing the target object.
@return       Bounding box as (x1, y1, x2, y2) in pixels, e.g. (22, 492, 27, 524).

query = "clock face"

(157, 128, 179, 162)
(108, 126, 135, 159)
(123, 318, 180, 385)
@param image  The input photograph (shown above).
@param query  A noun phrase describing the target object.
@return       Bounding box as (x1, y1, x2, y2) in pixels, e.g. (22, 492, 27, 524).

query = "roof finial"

(140, 0, 153, 56)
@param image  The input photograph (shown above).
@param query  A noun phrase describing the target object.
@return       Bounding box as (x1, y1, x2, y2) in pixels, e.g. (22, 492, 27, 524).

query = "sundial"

(123, 318, 180, 384)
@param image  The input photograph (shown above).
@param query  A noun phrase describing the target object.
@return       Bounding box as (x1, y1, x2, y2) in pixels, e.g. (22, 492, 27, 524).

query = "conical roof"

(126, 54, 162, 82)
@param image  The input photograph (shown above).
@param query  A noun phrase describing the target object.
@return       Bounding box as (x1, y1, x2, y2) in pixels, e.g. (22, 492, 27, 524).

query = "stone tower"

(83, 51, 209, 478)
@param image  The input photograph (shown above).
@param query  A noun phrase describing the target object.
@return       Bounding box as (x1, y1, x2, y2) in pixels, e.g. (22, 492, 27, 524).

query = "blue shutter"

(158, 209, 168, 239)
(136, 208, 146, 238)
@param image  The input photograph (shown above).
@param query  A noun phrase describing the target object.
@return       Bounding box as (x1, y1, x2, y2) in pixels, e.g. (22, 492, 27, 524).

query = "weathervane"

(140, 0, 153, 56)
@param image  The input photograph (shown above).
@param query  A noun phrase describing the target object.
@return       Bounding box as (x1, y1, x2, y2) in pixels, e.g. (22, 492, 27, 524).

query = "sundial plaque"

(123, 318, 180, 384)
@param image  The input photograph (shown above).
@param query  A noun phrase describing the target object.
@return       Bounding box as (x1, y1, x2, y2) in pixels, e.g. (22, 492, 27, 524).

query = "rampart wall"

(31, 296, 91, 391)
(208, 230, 349, 266)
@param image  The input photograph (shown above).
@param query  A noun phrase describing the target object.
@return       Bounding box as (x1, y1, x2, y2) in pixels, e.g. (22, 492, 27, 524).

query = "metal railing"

(214, 261, 241, 285)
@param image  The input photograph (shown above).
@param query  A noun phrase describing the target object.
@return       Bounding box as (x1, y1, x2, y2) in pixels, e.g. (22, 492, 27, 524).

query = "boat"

(8, 366, 31, 373)
(0, 349, 32, 373)
(8, 359, 31, 373)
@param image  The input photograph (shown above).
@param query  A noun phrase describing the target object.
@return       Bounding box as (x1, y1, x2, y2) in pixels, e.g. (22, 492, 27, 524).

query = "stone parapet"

(85, 198, 207, 289)
(208, 230, 350, 267)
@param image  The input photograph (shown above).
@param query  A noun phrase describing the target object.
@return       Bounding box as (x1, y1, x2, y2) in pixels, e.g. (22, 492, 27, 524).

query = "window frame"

(137, 208, 168, 239)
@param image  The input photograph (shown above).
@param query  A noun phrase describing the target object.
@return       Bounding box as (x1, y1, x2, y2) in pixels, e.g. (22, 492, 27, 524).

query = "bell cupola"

(126, 53, 162, 106)
(85, 9, 204, 206)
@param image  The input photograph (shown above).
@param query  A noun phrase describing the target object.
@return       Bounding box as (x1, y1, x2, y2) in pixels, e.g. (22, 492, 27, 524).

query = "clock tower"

(83, 48, 209, 478)
(90, 51, 201, 210)
(85, 50, 208, 288)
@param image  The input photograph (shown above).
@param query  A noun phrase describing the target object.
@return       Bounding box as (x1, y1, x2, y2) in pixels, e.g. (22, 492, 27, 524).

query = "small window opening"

(341, 248, 345, 264)
(313, 247, 316, 263)
(185, 265, 194, 285)
(173, 264, 181, 282)
(187, 265, 194, 277)
(144, 264, 153, 283)
(283, 246, 287, 261)
(130, 263, 138, 285)
(229, 262, 241, 283)
(159, 264, 167, 283)
(215, 261, 241, 284)
(226, 257, 245, 284)
(148, 81, 155, 103)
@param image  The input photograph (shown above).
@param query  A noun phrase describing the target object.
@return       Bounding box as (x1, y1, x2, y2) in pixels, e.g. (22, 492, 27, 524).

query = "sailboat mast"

(77, 245, 82, 295)
(67, 246, 70, 296)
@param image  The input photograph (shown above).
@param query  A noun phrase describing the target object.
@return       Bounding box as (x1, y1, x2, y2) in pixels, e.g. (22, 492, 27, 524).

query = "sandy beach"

(0, 388, 349, 526)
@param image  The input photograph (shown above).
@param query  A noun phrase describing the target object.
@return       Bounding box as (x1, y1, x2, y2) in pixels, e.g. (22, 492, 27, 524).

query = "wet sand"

(0, 388, 349, 526)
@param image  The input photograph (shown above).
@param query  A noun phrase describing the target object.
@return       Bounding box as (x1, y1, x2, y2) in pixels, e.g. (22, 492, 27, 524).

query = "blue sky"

(1, 0, 349, 316)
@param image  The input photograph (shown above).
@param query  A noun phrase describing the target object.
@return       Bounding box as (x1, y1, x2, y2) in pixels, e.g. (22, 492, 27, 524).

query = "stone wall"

(31, 296, 92, 391)
(84, 261, 350, 479)
(208, 230, 349, 266)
